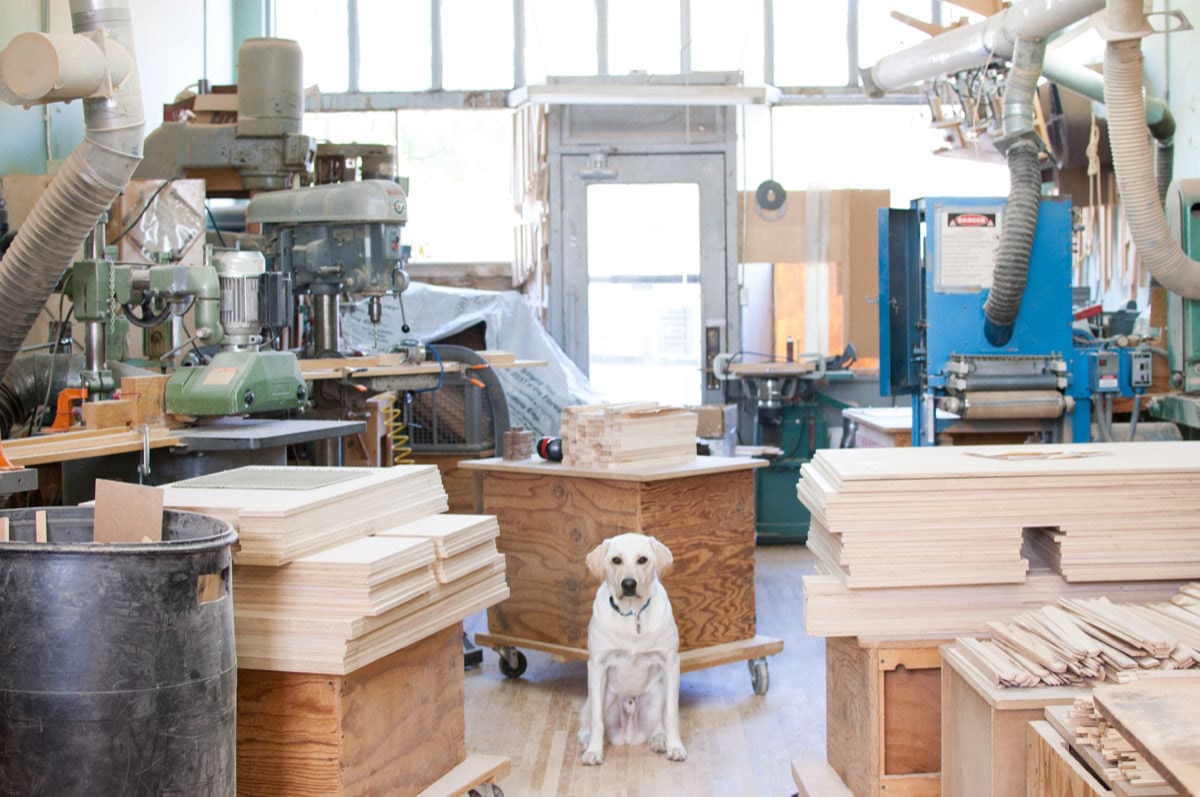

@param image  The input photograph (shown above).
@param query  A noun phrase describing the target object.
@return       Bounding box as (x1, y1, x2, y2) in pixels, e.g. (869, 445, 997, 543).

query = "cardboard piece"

(93, 479, 164, 543)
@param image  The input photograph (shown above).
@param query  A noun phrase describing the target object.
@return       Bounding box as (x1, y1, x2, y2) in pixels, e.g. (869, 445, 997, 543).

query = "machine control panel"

(1129, 349, 1153, 389)
(1089, 351, 1121, 393)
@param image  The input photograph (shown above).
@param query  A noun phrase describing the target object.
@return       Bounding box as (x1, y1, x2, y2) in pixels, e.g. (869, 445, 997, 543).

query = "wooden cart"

(460, 455, 782, 693)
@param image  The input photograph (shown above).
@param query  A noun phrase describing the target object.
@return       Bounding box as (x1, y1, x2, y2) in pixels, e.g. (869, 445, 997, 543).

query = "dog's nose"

(621, 578, 638, 596)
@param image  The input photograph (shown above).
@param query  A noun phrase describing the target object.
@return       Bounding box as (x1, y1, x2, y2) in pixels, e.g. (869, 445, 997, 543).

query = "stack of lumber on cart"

(948, 596, 1200, 689)
(160, 465, 448, 566)
(797, 441, 1200, 588)
(560, 402, 697, 469)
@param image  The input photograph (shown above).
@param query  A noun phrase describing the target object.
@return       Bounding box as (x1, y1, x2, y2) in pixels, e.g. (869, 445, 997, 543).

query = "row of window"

(274, 0, 972, 94)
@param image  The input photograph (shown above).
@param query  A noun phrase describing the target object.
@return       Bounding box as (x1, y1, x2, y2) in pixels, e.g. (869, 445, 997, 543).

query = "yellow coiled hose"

(384, 392, 414, 465)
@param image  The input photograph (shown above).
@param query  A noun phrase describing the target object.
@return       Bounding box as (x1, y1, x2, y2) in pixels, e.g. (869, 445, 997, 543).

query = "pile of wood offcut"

(560, 402, 697, 469)
(162, 466, 508, 674)
(950, 585, 1200, 689)
(1064, 696, 1177, 793)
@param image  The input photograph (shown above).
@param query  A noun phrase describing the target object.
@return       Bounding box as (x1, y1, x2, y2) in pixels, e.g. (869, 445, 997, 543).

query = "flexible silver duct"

(1102, 0, 1200, 298)
(0, 0, 144, 385)
(984, 37, 1046, 347)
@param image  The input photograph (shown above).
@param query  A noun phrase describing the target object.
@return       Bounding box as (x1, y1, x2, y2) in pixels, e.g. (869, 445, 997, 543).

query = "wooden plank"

(416, 754, 511, 797)
(3, 426, 180, 466)
(237, 623, 466, 797)
(34, 510, 46, 543)
(120, 375, 171, 427)
(1027, 720, 1114, 797)
(458, 454, 766, 482)
(0, 516, 8, 542)
(80, 399, 135, 430)
(791, 755, 854, 797)
(93, 479, 163, 543)
(826, 636, 880, 796)
(1092, 678, 1200, 795)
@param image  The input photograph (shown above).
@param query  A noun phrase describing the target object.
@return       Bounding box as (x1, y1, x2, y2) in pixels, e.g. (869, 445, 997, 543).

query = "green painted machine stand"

(754, 400, 828, 545)
(165, 350, 307, 416)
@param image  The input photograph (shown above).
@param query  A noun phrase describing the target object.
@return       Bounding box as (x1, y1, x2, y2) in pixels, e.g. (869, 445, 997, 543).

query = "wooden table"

(459, 455, 782, 693)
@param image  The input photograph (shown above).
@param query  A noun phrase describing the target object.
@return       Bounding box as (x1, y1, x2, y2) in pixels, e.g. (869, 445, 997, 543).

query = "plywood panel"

(237, 623, 466, 797)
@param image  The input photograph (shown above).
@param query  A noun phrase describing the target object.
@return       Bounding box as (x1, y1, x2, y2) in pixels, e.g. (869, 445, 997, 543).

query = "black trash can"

(0, 506, 238, 796)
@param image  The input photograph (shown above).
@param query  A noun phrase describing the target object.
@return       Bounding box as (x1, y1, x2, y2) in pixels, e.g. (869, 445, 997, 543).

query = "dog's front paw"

(577, 729, 591, 750)
(581, 747, 604, 766)
(666, 742, 687, 762)
(650, 730, 668, 753)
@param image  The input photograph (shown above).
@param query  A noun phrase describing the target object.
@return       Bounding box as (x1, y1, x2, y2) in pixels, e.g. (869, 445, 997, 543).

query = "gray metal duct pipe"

(1101, 0, 1200, 298)
(984, 37, 1046, 347)
(862, 0, 1103, 96)
(0, 0, 144, 384)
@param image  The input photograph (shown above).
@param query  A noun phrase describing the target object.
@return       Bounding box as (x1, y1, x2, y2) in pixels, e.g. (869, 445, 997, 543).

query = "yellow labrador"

(578, 533, 686, 765)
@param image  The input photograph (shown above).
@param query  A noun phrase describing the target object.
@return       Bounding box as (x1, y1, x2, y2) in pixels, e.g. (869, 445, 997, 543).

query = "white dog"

(578, 533, 686, 765)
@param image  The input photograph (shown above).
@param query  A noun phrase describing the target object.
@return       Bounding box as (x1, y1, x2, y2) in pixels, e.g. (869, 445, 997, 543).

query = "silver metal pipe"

(312, 292, 340, 355)
(84, 320, 106, 375)
(862, 0, 1103, 95)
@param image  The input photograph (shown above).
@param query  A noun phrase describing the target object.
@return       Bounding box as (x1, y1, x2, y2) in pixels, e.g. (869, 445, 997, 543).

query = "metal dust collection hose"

(942, 390, 1074, 420)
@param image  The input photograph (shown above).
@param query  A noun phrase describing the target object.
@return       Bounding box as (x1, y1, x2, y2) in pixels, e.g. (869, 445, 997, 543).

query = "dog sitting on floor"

(578, 532, 686, 765)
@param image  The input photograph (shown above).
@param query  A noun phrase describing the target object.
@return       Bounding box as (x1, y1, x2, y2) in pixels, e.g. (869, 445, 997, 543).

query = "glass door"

(560, 153, 729, 406)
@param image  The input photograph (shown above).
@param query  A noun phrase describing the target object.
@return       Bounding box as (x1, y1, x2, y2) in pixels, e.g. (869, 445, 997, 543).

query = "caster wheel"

(469, 785, 504, 797)
(749, 657, 769, 695)
(497, 647, 527, 679)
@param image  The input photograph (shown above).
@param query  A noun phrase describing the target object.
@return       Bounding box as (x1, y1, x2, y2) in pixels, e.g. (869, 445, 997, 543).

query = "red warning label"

(947, 212, 996, 228)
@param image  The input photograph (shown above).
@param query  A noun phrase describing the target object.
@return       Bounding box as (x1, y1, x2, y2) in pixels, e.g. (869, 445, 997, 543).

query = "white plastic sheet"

(340, 282, 602, 436)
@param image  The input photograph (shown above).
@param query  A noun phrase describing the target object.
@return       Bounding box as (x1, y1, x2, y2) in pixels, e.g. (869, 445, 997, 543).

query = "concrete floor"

(461, 545, 825, 796)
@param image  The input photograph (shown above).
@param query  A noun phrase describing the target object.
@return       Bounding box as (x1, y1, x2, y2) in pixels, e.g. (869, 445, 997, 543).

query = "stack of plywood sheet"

(560, 402, 698, 469)
(375, 513, 502, 584)
(798, 441, 1200, 589)
(161, 465, 449, 566)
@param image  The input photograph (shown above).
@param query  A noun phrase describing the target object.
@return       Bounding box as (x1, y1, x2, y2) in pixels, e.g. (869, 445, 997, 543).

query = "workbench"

(459, 455, 782, 693)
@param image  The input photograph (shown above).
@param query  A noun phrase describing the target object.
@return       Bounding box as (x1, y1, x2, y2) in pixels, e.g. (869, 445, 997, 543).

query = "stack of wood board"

(560, 402, 698, 469)
(798, 441, 1200, 587)
(375, 513, 501, 584)
(235, 556, 508, 674)
(1051, 698, 1178, 794)
(803, 570, 1188, 638)
(948, 597, 1200, 689)
(160, 465, 448, 566)
(233, 536, 439, 616)
(1091, 677, 1200, 795)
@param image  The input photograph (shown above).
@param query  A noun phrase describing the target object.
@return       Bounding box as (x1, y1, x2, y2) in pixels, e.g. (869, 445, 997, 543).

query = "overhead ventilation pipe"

(0, 0, 145, 384)
(861, 0, 1103, 96)
(1100, 0, 1200, 298)
(984, 37, 1046, 347)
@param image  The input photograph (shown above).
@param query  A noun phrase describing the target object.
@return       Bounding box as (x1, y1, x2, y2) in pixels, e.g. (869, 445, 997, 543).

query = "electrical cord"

(112, 178, 177, 244)
(205, 202, 228, 248)
(30, 296, 72, 436)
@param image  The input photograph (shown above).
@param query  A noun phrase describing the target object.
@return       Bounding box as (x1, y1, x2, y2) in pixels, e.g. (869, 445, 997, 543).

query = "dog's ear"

(586, 539, 611, 581)
(649, 537, 673, 574)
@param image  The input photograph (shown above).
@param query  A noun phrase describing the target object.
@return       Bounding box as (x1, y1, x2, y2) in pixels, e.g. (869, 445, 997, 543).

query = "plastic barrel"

(0, 507, 238, 796)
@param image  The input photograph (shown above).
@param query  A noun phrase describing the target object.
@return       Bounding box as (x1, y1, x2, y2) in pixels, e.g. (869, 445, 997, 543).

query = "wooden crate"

(412, 450, 492, 514)
(941, 646, 1088, 797)
(469, 459, 758, 651)
(826, 636, 949, 797)
(237, 623, 466, 797)
(1026, 720, 1113, 797)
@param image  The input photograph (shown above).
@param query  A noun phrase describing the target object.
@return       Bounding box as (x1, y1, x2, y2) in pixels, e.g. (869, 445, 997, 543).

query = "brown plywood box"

(691, 404, 737, 439)
(237, 622, 467, 797)
(826, 636, 949, 797)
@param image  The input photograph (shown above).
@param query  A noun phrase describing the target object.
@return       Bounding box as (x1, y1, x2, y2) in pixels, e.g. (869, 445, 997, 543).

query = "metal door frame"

(547, 102, 739, 406)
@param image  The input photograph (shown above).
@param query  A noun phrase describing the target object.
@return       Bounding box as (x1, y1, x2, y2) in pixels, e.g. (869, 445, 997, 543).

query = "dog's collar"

(609, 594, 652, 634)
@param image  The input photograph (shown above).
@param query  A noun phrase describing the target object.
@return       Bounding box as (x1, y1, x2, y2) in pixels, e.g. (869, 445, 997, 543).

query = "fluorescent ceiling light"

(509, 83, 781, 108)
